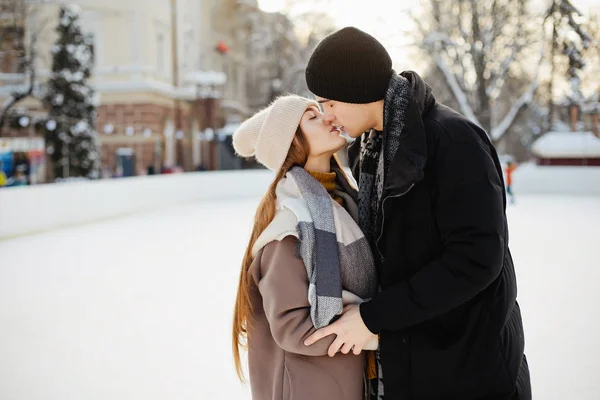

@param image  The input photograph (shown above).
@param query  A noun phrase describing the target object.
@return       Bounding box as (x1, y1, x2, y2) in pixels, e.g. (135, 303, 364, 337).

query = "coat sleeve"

(257, 236, 335, 356)
(360, 140, 507, 334)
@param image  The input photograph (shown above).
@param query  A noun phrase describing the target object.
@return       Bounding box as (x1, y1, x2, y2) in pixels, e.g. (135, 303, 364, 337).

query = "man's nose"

(322, 111, 335, 124)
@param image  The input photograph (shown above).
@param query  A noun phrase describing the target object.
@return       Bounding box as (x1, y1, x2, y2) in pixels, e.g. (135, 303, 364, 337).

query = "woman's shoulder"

(252, 235, 302, 283)
(250, 234, 299, 286)
(251, 208, 299, 257)
(261, 235, 298, 258)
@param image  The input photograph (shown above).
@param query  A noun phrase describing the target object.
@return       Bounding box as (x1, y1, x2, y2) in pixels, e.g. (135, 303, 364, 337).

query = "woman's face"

(299, 106, 347, 158)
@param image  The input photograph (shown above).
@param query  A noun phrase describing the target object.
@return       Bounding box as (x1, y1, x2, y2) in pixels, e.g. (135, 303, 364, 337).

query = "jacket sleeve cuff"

(360, 301, 382, 334)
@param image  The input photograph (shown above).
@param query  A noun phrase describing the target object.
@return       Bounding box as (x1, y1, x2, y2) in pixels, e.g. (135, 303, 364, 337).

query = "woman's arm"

(257, 236, 336, 356)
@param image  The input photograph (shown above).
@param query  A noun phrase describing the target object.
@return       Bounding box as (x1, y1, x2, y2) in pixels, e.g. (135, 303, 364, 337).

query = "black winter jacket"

(354, 71, 531, 400)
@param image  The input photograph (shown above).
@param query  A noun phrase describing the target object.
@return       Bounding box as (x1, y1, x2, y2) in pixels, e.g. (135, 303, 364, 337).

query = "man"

(303, 27, 531, 399)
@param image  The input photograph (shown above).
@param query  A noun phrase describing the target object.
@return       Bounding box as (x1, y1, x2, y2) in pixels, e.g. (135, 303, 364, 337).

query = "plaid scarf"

(358, 73, 411, 268)
(273, 167, 378, 328)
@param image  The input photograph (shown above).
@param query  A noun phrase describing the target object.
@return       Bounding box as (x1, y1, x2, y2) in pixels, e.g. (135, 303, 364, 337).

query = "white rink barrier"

(512, 164, 600, 195)
(0, 170, 273, 240)
(2, 164, 599, 240)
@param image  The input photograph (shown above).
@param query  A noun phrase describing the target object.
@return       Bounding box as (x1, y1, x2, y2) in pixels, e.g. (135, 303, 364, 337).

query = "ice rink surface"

(1, 195, 599, 399)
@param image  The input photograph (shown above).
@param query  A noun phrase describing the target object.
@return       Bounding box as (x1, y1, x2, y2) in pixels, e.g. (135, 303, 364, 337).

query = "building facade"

(0, 0, 254, 180)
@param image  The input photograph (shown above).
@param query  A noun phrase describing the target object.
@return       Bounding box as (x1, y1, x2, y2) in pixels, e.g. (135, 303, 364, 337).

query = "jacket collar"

(348, 71, 435, 197)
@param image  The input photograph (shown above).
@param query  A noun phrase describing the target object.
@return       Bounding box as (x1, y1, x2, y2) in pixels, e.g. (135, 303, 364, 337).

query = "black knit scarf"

(358, 73, 411, 266)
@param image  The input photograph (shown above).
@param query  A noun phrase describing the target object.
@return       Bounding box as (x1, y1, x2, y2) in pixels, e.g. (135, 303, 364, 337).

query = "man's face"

(316, 97, 374, 138)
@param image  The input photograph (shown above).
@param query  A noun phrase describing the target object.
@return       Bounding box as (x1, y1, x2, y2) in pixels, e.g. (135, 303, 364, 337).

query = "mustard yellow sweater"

(308, 170, 344, 205)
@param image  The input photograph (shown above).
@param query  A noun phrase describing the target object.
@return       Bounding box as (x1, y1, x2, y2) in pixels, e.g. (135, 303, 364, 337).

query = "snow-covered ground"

(1, 195, 599, 400)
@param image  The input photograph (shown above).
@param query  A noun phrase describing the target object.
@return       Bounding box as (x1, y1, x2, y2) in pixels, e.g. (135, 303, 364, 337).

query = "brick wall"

(96, 102, 200, 172)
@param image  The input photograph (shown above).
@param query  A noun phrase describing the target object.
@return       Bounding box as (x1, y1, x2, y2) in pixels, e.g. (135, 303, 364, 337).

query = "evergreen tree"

(41, 5, 99, 180)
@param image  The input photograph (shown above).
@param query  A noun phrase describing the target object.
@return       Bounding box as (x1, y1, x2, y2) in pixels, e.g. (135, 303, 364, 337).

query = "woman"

(231, 95, 379, 400)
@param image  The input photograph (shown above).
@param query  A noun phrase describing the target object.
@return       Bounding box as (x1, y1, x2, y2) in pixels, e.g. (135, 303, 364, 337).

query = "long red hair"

(233, 128, 310, 383)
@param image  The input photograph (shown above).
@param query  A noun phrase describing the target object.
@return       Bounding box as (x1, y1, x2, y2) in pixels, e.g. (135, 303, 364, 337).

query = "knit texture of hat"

(232, 95, 319, 172)
(306, 26, 393, 104)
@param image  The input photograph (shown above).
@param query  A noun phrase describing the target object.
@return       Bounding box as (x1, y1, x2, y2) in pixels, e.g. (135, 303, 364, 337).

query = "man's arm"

(360, 140, 506, 334)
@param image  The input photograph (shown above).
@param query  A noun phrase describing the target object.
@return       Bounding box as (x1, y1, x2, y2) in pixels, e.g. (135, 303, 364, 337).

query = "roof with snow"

(532, 131, 600, 158)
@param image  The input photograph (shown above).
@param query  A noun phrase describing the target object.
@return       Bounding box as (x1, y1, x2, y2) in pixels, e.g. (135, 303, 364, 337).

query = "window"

(157, 32, 165, 76)
(0, 26, 25, 73)
(85, 33, 95, 69)
(79, 11, 101, 71)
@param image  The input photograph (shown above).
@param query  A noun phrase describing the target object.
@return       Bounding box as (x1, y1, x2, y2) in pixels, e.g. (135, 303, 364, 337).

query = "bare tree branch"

(486, 42, 522, 99)
(491, 45, 545, 141)
(413, 0, 542, 142)
(486, 0, 527, 99)
(431, 46, 482, 126)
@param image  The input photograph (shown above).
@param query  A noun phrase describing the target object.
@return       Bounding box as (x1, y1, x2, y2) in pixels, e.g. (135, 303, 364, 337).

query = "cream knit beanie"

(232, 95, 319, 171)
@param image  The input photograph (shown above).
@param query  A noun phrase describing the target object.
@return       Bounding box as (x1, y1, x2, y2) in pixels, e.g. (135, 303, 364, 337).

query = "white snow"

(531, 131, 600, 158)
(0, 200, 256, 400)
(505, 195, 600, 400)
(72, 44, 93, 68)
(59, 69, 85, 83)
(71, 121, 90, 136)
(64, 4, 82, 16)
(0, 194, 599, 399)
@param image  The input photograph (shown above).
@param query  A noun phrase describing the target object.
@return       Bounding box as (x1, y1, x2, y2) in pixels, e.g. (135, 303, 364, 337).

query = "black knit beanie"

(305, 27, 393, 104)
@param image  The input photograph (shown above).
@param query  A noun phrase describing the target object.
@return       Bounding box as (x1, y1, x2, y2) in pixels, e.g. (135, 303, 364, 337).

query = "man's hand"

(304, 304, 376, 357)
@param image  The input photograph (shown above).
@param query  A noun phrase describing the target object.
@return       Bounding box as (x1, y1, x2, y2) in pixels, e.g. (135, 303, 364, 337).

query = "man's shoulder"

(424, 103, 491, 151)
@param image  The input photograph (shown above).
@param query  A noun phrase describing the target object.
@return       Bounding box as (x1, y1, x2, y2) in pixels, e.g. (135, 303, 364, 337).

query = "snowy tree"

(412, 0, 545, 144)
(579, 14, 600, 97)
(545, 0, 594, 130)
(40, 5, 99, 180)
(286, 9, 336, 95)
(241, 1, 335, 110)
(242, 9, 300, 107)
(249, 11, 299, 103)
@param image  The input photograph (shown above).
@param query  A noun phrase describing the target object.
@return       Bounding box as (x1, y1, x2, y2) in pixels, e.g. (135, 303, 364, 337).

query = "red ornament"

(215, 40, 229, 54)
